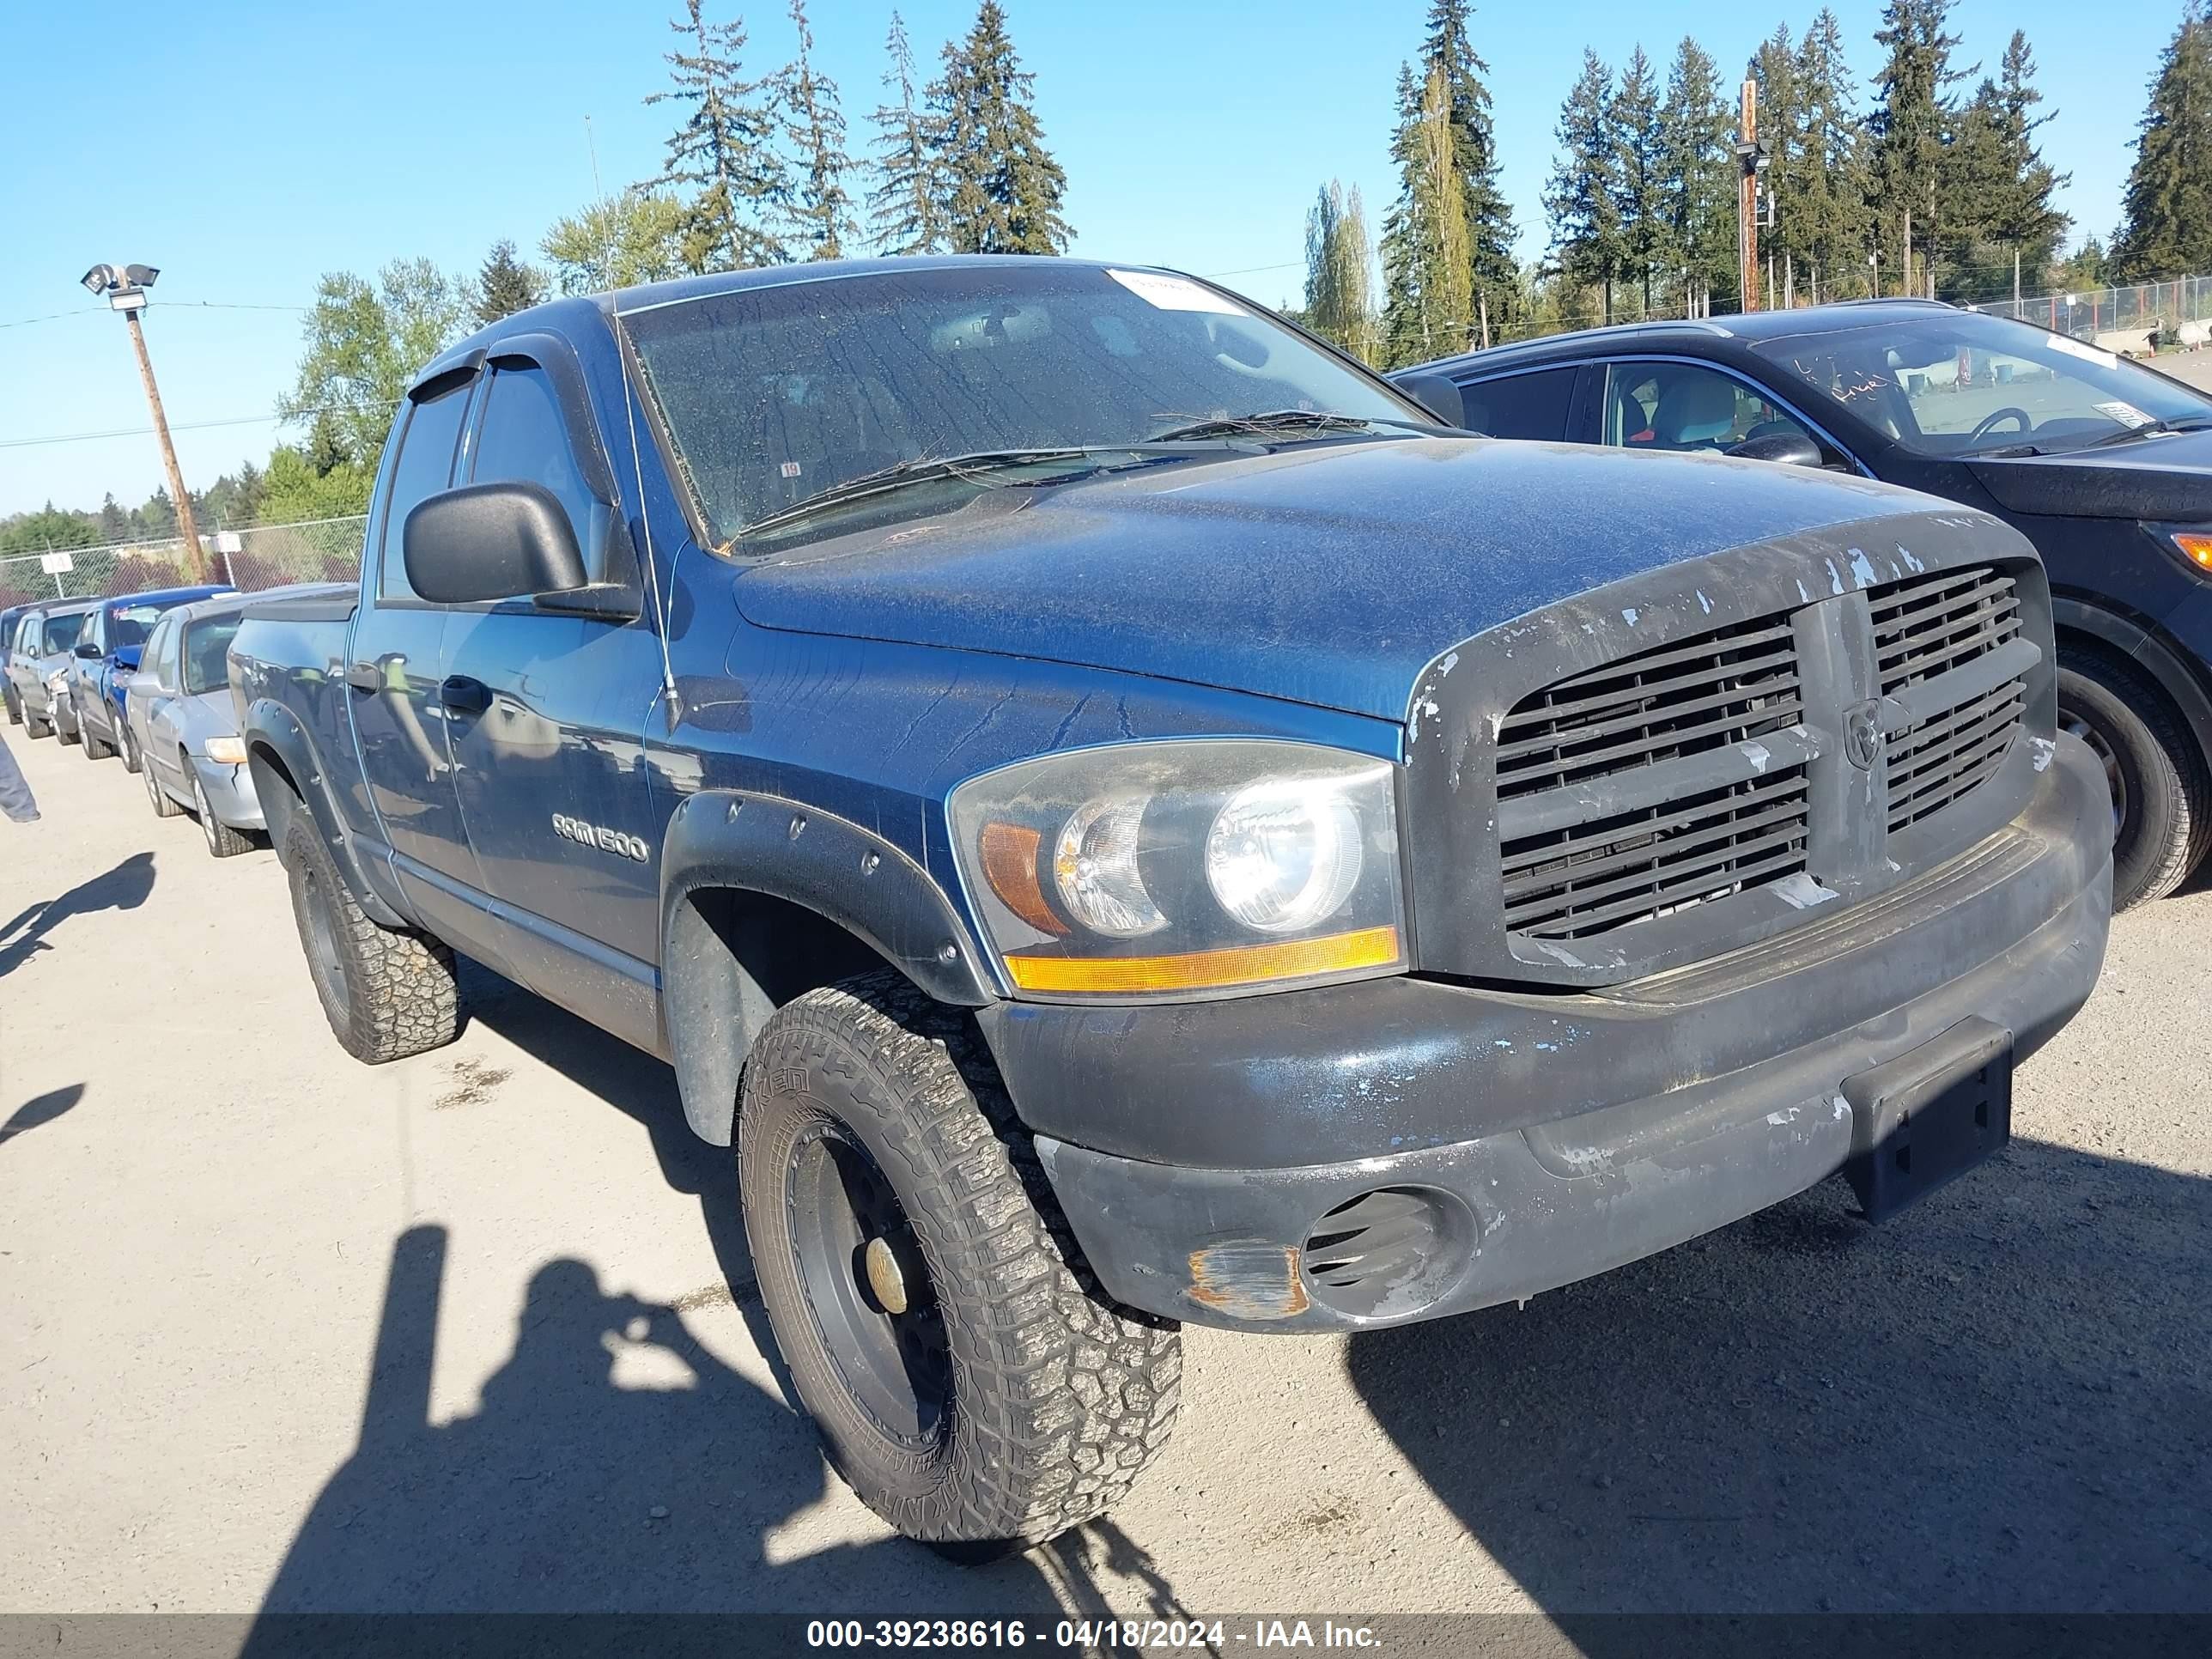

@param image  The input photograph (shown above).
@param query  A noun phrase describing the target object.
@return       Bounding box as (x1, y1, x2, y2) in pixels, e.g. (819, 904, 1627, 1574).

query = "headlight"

(950, 739, 1406, 1000)
(204, 735, 248, 765)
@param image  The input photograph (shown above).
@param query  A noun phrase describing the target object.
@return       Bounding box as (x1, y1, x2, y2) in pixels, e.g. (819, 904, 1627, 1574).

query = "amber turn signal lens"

(979, 821, 1066, 937)
(1004, 924, 1401, 995)
(2172, 532, 2212, 572)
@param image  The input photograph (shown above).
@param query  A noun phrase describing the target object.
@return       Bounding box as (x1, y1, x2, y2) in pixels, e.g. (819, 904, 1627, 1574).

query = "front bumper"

(190, 756, 264, 830)
(987, 735, 2113, 1333)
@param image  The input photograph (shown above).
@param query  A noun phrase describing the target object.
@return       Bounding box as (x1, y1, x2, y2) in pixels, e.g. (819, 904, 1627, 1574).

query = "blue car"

(65, 583, 232, 768)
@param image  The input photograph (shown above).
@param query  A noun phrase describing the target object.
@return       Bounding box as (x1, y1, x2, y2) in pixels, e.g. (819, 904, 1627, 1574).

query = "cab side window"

(1455, 368, 1579, 441)
(1601, 362, 1820, 454)
(468, 363, 599, 562)
(378, 380, 475, 603)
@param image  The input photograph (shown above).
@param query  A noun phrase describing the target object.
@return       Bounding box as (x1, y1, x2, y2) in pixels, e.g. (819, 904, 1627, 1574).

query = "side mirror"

(73, 641, 102, 659)
(115, 646, 143, 671)
(404, 482, 588, 605)
(1389, 371, 1468, 429)
(1725, 431, 1824, 468)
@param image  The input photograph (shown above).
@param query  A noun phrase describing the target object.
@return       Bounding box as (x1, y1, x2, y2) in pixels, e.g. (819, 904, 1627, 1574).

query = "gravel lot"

(2, 700, 2208, 1624)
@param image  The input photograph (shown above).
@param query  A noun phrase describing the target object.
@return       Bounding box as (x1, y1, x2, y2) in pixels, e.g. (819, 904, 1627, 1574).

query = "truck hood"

(1968, 425, 2212, 520)
(732, 438, 1941, 722)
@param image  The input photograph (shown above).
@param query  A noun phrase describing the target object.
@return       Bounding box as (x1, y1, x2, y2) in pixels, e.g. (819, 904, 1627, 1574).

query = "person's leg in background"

(0, 726, 40, 823)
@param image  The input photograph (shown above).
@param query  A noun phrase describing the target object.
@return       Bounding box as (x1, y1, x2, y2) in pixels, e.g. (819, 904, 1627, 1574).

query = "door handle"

(344, 660, 383, 693)
(440, 674, 490, 716)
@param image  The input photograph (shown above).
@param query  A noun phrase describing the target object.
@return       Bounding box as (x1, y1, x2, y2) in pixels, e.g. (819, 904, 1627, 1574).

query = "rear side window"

(468, 364, 598, 556)
(378, 380, 474, 602)
(41, 611, 88, 654)
(1455, 368, 1580, 441)
(15, 614, 41, 657)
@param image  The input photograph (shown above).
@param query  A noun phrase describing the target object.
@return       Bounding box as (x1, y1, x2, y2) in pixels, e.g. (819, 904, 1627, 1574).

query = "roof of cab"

(1412, 299, 1964, 380)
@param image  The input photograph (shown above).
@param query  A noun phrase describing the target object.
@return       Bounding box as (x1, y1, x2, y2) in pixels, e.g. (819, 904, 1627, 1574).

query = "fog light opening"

(1299, 1186, 1478, 1320)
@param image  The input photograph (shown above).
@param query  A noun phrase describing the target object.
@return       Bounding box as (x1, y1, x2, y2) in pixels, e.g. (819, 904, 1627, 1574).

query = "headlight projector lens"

(1206, 780, 1364, 933)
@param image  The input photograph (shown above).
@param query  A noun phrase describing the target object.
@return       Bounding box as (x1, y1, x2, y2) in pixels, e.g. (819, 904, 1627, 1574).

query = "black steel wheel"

(2058, 656, 2209, 908)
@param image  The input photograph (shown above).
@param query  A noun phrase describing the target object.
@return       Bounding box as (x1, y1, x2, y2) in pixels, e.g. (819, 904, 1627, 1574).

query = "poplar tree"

(1612, 46, 1667, 313)
(778, 0, 857, 260)
(1547, 51, 1626, 325)
(2112, 3, 2212, 281)
(647, 0, 788, 272)
(1304, 180, 1376, 362)
(1749, 25, 1801, 302)
(929, 2, 1071, 255)
(867, 11, 947, 254)
(1421, 0, 1521, 332)
(1381, 64, 1474, 363)
(1793, 10, 1869, 300)
(1658, 37, 1737, 313)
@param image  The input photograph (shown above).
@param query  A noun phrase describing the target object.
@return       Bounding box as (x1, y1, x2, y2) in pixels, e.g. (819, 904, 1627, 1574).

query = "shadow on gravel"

(254, 967, 1199, 1625)
(0, 1082, 83, 1146)
(1346, 1139, 2212, 1624)
(0, 849, 155, 977)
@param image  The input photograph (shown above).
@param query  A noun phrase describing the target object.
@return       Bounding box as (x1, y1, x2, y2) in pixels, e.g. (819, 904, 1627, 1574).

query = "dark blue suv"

(230, 258, 2112, 1553)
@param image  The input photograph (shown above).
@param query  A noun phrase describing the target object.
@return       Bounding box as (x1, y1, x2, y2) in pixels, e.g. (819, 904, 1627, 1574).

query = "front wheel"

(738, 973, 1182, 1555)
(145, 751, 183, 817)
(55, 707, 79, 746)
(280, 815, 460, 1062)
(2058, 657, 2211, 908)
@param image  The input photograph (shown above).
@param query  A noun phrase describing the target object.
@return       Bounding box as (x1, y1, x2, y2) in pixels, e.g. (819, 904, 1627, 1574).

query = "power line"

(1200, 260, 1302, 279)
(0, 399, 401, 451)
(0, 307, 102, 331)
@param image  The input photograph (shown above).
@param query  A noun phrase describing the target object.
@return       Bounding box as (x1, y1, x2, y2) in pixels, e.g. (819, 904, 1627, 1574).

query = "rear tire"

(279, 815, 459, 1063)
(4, 686, 19, 726)
(145, 752, 183, 817)
(119, 725, 142, 775)
(2058, 656, 2210, 908)
(192, 769, 252, 859)
(82, 705, 114, 761)
(738, 971, 1181, 1554)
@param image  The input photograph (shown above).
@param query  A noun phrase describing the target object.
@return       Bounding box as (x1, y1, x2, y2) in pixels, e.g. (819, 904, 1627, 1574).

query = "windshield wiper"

(1145, 408, 1442, 443)
(2084, 416, 2212, 449)
(738, 446, 1209, 538)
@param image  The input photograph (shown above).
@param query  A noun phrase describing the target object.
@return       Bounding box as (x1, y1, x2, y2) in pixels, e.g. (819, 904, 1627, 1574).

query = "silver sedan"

(125, 584, 352, 858)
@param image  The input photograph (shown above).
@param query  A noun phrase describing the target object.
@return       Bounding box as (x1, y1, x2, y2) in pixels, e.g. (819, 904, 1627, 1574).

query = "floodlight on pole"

(80, 262, 206, 578)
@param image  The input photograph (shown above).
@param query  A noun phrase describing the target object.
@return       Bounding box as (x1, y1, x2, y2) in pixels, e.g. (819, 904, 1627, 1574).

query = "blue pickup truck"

(229, 256, 2113, 1553)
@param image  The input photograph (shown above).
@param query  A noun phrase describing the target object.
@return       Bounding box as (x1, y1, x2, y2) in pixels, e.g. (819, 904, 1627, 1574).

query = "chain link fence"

(0, 515, 367, 611)
(1976, 276, 2212, 352)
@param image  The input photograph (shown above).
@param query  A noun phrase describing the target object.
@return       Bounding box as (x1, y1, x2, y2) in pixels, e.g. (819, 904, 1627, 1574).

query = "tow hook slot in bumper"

(1840, 1017, 2014, 1223)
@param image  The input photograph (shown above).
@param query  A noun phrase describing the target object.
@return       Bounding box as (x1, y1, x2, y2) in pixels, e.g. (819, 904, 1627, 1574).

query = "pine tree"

(1869, 0, 1972, 296)
(473, 240, 549, 324)
(1420, 0, 1521, 333)
(930, 3, 1071, 255)
(97, 494, 128, 544)
(1658, 37, 1738, 314)
(1547, 50, 1626, 325)
(2112, 3, 2212, 281)
(778, 0, 857, 260)
(647, 0, 788, 272)
(1793, 10, 1869, 301)
(867, 11, 947, 254)
(1304, 180, 1376, 361)
(1612, 46, 1667, 313)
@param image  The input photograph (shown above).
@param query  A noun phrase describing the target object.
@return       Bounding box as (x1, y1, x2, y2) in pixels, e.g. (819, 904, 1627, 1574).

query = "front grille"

(1497, 617, 1809, 939)
(1872, 567, 2027, 831)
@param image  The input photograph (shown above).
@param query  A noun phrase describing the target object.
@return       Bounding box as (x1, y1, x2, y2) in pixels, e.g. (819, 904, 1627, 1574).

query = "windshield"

(183, 616, 243, 696)
(40, 611, 88, 654)
(1753, 311, 2212, 457)
(623, 264, 1419, 546)
(106, 601, 171, 651)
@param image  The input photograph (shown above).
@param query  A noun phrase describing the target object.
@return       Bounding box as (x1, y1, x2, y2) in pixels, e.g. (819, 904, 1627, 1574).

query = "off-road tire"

(280, 814, 459, 1063)
(145, 752, 183, 817)
(193, 769, 252, 859)
(738, 971, 1182, 1554)
(82, 704, 114, 761)
(2059, 654, 2210, 908)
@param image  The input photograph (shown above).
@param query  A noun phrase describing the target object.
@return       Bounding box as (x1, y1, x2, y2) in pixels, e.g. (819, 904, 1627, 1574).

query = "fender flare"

(242, 698, 410, 931)
(658, 789, 997, 1145)
(2052, 597, 2212, 770)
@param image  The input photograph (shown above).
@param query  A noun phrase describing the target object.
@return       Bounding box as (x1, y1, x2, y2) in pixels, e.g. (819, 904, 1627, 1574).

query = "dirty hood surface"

(1968, 424, 2212, 520)
(733, 438, 1948, 722)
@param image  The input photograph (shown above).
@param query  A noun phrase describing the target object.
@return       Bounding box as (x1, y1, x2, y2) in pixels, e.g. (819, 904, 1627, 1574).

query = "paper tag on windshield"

(1107, 269, 1246, 315)
(2049, 334, 2120, 369)
(2095, 400, 2154, 429)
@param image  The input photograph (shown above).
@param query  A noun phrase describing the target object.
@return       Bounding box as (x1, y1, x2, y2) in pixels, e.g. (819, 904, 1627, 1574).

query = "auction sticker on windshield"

(1107, 269, 1246, 314)
(2094, 400, 2154, 429)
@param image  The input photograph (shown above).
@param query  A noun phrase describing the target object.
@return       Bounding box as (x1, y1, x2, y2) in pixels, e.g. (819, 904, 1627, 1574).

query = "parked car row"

(1391, 298, 2212, 911)
(3, 580, 349, 859)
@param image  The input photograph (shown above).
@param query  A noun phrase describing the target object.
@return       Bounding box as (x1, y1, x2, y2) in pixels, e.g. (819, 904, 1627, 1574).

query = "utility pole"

(1734, 79, 1766, 313)
(80, 263, 208, 582)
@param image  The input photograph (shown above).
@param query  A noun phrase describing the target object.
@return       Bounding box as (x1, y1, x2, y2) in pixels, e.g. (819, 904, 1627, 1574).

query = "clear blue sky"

(0, 0, 2181, 521)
